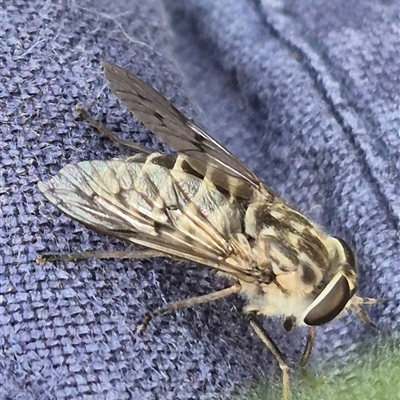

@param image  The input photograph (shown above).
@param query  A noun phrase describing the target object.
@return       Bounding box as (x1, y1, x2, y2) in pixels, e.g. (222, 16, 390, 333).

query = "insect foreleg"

(76, 106, 152, 154)
(247, 314, 290, 400)
(136, 283, 242, 333)
(299, 326, 315, 368)
(36, 249, 166, 265)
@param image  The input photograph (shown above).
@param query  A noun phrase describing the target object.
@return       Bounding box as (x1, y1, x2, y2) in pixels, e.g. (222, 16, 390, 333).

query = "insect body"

(38, 62, 377, 400)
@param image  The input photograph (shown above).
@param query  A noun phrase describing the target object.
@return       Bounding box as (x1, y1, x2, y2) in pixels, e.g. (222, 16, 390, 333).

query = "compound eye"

(304, 274, 352, 326)
(333, 236, 356, 270)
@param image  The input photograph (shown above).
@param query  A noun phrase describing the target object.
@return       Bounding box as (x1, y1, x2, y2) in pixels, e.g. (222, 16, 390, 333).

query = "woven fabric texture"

(1, 0, 399, 399)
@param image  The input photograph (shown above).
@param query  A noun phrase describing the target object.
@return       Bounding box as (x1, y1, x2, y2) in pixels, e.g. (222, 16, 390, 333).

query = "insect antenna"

(349, 296, 384, 327)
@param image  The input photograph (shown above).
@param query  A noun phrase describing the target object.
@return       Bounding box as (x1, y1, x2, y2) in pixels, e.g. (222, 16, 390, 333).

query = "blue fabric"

(1, 0, 399, 399)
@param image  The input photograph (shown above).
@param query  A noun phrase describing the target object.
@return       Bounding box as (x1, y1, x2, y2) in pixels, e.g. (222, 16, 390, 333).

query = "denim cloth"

(1, 0, 399, 399)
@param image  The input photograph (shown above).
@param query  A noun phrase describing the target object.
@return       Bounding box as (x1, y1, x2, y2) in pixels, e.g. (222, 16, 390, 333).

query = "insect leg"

(137, 283, 242, 333)
(299, 326, 315, 367)
(76, 106, 152, 154)
(36, 249, 166, 265)
(247, 314, 290, 400)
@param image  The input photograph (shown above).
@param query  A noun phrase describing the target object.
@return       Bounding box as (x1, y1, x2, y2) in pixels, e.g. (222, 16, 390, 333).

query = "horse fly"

(37, 61, 379, 400)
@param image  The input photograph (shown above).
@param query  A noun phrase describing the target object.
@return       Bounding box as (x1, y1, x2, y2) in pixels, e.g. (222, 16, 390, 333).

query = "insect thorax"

(242, 200, 357, 326)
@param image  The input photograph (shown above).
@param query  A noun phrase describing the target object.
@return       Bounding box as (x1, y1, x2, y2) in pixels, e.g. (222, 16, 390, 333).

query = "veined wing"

(38, 157, 259, 283)
(103, 61, 275, 201)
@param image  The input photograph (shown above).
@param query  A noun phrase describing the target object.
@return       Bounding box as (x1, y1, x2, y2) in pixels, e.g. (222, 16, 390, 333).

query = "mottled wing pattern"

(38, 154, 258, 282)
(103, 61, 275, 200)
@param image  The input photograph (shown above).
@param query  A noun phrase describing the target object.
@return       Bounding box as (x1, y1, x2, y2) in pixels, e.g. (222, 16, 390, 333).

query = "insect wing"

(103, 61, 273, 200)
(38, 158, 255, 281)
